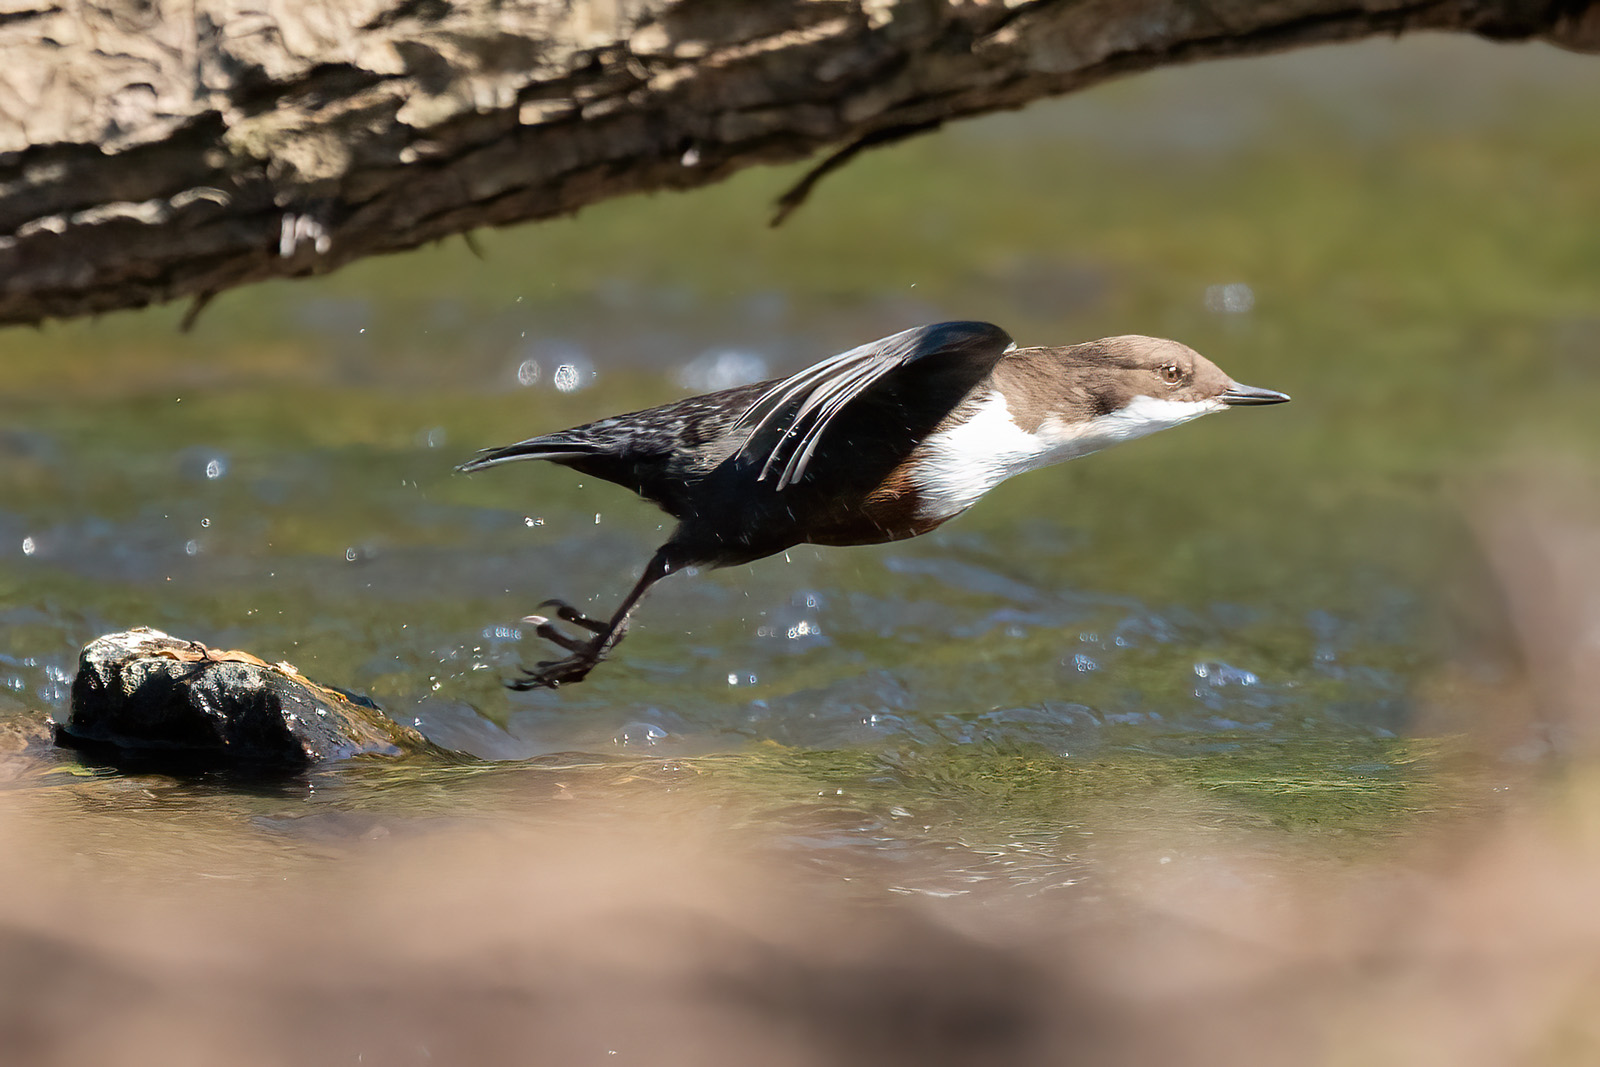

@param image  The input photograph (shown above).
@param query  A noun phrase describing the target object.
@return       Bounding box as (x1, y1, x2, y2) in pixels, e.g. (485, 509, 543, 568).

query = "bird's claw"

(508, 651, 600, 690)
(510, 602, 624, 689)
(536, 599, 607, 634)
(508, 581, 645, 690)
(524, 614, 591, 654)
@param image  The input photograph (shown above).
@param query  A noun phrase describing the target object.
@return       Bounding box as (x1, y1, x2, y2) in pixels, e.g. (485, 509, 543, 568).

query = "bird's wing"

(733, 321, 1014, 490)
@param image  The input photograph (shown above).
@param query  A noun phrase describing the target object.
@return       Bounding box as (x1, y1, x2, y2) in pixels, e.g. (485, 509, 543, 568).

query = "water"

(2, 37, 1599, 1057)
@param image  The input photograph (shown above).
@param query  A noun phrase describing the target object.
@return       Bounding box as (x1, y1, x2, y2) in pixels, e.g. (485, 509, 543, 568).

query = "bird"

(459, 321, 1289, 689)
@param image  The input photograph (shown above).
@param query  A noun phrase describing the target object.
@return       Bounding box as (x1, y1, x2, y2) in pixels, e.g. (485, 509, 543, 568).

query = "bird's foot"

(508, 649, 601, 690)
(509, 604, 622, 689)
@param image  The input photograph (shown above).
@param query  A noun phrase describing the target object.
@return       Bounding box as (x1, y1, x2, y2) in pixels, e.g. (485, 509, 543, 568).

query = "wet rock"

(59, 628, 426, 768)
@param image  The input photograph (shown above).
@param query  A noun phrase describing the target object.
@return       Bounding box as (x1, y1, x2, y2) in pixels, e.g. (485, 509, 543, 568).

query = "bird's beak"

(1220, 382, 1291, 406)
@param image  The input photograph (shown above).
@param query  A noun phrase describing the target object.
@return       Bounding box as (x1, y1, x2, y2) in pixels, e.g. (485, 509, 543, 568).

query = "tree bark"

(2, 0, 1596, 327)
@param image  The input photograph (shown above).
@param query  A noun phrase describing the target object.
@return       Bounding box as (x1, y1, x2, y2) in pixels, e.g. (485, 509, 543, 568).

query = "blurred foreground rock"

(0, 714, 51, 755)
(0, 714, 54, 783)
(59, 628, 425, 768)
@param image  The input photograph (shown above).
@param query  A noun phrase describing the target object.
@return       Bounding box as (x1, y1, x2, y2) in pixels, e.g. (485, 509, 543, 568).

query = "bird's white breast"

(907, 391, 1223, 521)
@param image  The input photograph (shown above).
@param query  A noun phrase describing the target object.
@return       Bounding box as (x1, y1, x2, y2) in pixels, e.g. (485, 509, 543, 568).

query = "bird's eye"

(1161, 364, 1183, 384)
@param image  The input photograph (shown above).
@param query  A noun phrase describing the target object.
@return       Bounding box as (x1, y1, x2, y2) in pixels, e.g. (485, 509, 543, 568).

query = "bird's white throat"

(909, 391, 1222, 521)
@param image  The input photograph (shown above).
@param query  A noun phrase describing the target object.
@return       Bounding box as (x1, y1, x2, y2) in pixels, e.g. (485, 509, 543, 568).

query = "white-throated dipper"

(460, 321, 1289, 689)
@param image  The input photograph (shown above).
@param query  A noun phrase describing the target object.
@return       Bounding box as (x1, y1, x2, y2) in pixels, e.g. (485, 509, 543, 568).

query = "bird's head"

(993, 335, 1289, 457)
(1080, 335, 1290, 414)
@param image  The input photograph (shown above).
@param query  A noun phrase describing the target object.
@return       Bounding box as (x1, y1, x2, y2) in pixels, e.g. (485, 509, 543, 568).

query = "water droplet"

(345, 547, 358, 562)
(204, 457, 226, 479)
(1204, 282, 1255, 314)
(21, 536, 35, 556)
(553, 363, 584, 393)
(727, 673, 739, 686)
(200, 517, 211, 528)
(425, 427, 447, 448)
(516, 358, 540, 386)
(184, 539, 200, 556)
(524, 516, 545, 527)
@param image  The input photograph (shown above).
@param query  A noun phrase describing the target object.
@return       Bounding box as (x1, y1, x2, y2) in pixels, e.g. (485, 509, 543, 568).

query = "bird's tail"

(456, 435, 601, 473)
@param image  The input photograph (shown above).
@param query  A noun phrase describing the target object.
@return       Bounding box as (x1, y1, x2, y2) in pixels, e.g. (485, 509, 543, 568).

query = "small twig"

(179, 290, 217, 333)
(769, 119, 944, 228)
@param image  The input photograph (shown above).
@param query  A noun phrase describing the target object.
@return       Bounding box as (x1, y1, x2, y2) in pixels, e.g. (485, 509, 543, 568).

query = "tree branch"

(1, 0, 1595, 327)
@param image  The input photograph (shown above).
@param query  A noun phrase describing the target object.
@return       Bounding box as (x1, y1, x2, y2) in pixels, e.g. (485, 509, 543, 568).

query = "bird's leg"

(510, 550, 677, 690)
